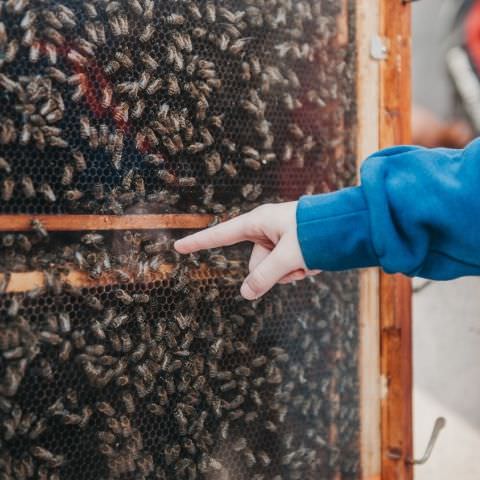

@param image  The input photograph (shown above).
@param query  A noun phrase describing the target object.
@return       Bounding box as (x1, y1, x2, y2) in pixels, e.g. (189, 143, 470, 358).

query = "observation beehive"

(0, 1, 412, 480)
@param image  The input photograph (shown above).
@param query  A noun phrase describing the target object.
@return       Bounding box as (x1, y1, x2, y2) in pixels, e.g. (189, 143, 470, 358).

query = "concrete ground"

(412, 1, 480, 478)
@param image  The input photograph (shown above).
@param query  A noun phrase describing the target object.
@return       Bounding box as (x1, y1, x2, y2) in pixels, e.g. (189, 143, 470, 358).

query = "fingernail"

(173, 240, 184, 253)
(240, 282, 257, 300)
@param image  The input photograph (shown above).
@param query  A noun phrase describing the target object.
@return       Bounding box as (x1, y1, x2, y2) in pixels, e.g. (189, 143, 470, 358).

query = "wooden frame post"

(379, 1, 413, 479)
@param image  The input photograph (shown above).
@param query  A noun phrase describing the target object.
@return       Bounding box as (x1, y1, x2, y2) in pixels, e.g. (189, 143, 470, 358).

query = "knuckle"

(246, 270, 267, 295)
(257, 203, 273, 216)
(248, 204, 271, 235)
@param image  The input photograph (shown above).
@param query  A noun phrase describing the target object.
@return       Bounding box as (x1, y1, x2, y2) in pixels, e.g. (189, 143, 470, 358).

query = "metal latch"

(407, 417, 446, 466)
(370, 35, 388, 61)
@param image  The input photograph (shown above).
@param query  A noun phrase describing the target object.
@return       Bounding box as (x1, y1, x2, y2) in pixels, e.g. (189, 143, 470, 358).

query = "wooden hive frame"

(0, 1, 413, 479)
(358, 0, 412, 479)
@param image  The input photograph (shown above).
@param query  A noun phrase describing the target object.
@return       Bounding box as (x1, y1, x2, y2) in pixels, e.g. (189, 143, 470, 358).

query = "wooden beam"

(357, 0, 382, 478)
(379, 1, 413, 479)
(0, 214, 214, 232)
(0, 263, 220, 293)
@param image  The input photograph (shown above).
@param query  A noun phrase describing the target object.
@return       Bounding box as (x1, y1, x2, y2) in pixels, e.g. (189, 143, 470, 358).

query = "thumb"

(240, 236, 295, 300)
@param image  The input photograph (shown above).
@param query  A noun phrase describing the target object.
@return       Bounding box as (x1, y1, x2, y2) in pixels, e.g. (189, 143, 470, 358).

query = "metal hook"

(407, 417, 446, 466)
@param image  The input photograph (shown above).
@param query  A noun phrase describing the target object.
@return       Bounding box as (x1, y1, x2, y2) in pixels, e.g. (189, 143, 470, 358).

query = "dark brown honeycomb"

(0, 0, 356, 214)
(0, 0, 360, 479)
(0, 268, 359, 480)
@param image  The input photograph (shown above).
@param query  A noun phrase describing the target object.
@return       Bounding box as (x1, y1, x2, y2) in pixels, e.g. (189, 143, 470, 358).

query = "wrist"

(296, 187, 379, 271)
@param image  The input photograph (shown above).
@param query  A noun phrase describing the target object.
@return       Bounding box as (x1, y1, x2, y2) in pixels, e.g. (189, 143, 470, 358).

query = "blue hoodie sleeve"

(296, 139, 480, 280)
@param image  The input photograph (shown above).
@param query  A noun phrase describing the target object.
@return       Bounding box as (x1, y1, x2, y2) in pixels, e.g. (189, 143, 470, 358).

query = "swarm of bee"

(0, 0, 360, 479)
(0, 0, 355, 214)
(0, 225, 360, 480)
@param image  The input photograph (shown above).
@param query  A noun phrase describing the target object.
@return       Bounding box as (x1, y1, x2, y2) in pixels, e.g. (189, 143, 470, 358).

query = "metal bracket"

(370, 35, 388, 61)
(407, 417, 446, 466)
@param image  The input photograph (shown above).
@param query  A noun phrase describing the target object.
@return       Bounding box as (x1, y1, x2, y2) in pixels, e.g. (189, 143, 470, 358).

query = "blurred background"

(412, 0, 480, 478)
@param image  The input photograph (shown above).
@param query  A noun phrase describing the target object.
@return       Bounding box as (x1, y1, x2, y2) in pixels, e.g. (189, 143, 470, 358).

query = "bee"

(44, 66, 65, 85)
(98, 85, 113, 109)
(140, 52, 158, 72)
(28, 40, 41, 63)
(88, 183, 104, 203)
(120, 332, 133, 353)
(84, 2, 98, 18)
(90, 320, 106, 340)
(5, 39, 19, 63)
(113, 288, 133, 305)
(64, 189, 83, 202)
(144, 77, 162, 96)
(91, 21, 105, 43)
(29, 418, 47, 440)
(1, 177, 15, 201)
(196, 152, 220, 178)
(85, 295, 103, 311)
(129, 99, 144, 119)
(192, 27, 207, 38)
(39, 329, 62, 345)
(79, 116, 91, 139)
(67, 49, 88, 67)
(177, 176, 197, 188)
(173, 407, 188, 434)
(96, 123, 109, 147)
(85, 344, 106, 356)
(282, 142, 293, 163)
(105, 59, 121, 75)
(81, 232, 103, 245)
(31, 446, 64, 468)
(108, 15, 122, 37)
(157, 169, 176, 185)
(27, 220, 48, 243)
(165, 13, 185, 25)
(288, 123, 304, 140)
(136, 22, 154, 43)
(205, 2, 216, 23)
(137, 455, 154, 476)
(127, 0, 143, 15)
(143, 153, 163, 168)
(58, 312, 71, 334)
(37, 182, 56, 203)
(97, 430, 116, 445)
(59, 340, 73, 362)
(113, 102, 129, 124)
(48, 134, 69, 148)
(230, 37, 253, 55)
(116, 80, 138, 98)
(244, 157, 262, 171)
(96, 401, 116, 417)
(16, 176, 36, 201)
(121, 392, 135, 414)
(166, 73, 181, 96)
(84, 21, 98, 43)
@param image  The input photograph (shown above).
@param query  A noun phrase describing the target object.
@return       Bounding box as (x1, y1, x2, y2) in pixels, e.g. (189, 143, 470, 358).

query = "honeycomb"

(0, 261, 359, 480)
(0, 0, 356, 214)
(0, 1, 360, 479)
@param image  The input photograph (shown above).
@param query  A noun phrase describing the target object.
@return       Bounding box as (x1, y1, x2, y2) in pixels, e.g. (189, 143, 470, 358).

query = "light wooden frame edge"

(357, 1, 413, 479)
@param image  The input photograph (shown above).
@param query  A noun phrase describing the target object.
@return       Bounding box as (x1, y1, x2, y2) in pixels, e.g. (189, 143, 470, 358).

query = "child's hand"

(174, 202, 318, 300)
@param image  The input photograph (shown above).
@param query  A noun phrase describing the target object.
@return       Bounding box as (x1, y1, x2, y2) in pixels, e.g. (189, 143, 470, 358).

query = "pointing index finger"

(174, 213, 255, 254)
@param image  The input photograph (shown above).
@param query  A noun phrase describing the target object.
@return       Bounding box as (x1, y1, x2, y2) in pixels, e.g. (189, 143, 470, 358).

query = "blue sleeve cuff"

(296, 186, 379, 271)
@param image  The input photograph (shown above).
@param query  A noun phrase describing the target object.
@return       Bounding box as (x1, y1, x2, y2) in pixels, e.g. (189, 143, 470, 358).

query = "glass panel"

(0, 1, 360, 479)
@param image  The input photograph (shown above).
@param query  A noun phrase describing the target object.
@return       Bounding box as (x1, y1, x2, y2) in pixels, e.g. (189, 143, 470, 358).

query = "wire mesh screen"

(0, 1, 360, 479)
